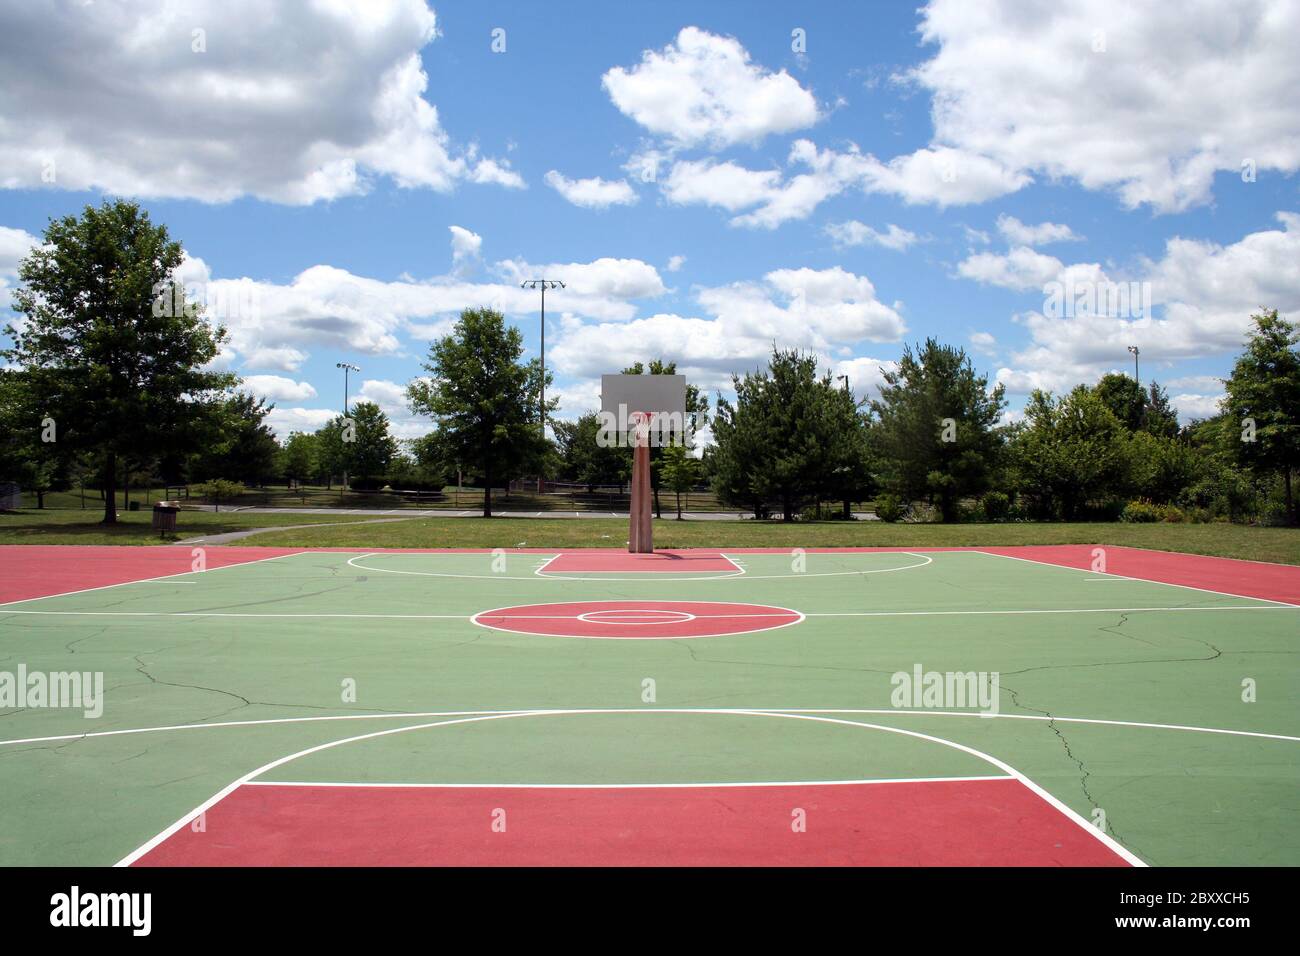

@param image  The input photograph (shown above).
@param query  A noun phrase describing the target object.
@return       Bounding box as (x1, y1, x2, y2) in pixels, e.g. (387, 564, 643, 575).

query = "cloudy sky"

(2, 0, 1298, 438)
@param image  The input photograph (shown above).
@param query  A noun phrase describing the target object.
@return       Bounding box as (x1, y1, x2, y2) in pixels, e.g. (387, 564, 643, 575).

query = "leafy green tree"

(554, 411, 626, 491)
(282, 431, 318, 489)
(712, 348, 843, 521)
(870, 339, 1006, 522)
(191, 392, 280, 484)
(2, 200, 235, 523)
(406, 308, 552, 517)
(1012, 386, 1131, 519)
(1126, 430, 1200, 504)
(192, 478, 243, 513)
(1093, 372, 1179, 437)
(314, 417, 350, 489)
(343, 401, 399, 479)
(821, 381, 877, 518)
(1223, 309, 1300, 524)
(659, 443, 700, 519)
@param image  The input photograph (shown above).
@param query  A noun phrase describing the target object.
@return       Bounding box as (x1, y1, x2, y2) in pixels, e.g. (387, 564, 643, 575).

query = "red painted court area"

(540, 550, 740, 573)
(472, 600, 803, 638)
(134, 778, 1130, 867)
(0, 545, 299, 604)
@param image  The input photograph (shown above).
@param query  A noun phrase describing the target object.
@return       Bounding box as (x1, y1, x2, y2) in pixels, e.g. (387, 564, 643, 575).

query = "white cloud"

(992, 212, 1300, 393)
(957, 247, 1065, 291)
(265, 406, 338, 437)
(825, 221, 920, 251)
(969, 331, 998, 356)
(602, 26, 819, 149)
(550, 266, 905, 388)
(0, 1, 518, 203)
(1166, 375, 1226, 393)
(240, 375, 318, 403)
(0, 225, 38, 305)
(448, 226, 482, 274)
(829, 356, 899, 403)
(662, 159, 782, 211)
(909, 0, 1300, 212)
(996, 215, 1081, 246)
(858, 146, 1029, 207)
(1170, 392, 1226, 422)
(666, 255, 686, 273)
(173, 249, 668, 375)
(544, 170, 638, 208)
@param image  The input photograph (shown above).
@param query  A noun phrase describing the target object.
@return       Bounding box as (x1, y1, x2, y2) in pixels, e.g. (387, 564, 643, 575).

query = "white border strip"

(243, 774, 1013, 790)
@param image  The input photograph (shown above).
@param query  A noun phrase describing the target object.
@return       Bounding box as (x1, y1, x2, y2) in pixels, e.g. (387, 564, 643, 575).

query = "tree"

(3, 200, 235, 523)
(870, 339, 1006, 522)
(659, 443, 700, 519)
(1093, 372, 1179, 437)
(712, 348, 844, 521)
(191, 392, 280, 484)
(343, 401, 399, 478)
(553, 412, 626, 491)
(822, 381, 877, 518)
(282, 431, 318, 489)
(1012, 386, 1131, 519)
(1222, 309, 1300, 524)
(406, 308, 552, 517)
(192, 478, 243, 513)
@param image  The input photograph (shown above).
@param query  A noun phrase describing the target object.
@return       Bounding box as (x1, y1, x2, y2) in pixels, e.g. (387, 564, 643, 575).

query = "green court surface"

(0, 547, 1296, 866)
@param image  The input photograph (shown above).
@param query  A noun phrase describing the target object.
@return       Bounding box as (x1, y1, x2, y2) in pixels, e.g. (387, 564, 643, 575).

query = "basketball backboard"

(599, 373, 690, 448)
(600, 373, 686, 418)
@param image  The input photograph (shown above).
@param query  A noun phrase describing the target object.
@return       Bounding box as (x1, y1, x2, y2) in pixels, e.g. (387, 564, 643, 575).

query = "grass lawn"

(0, 507, 386, 545)
(239, 515, 1300, 565)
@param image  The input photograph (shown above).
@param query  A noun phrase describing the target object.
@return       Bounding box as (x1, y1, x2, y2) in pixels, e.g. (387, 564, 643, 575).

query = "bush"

(874, 494, 905, 523)
(1120, 499, 1163, 523)
(347, 476, 385, 491)
(904, 501, 942, 523)
(981, 491, 1011, 522)
(1161, 505, 1186, 523)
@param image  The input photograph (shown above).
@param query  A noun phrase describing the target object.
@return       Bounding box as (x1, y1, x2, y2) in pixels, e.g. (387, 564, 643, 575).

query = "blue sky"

(2, 0, 1297, 439)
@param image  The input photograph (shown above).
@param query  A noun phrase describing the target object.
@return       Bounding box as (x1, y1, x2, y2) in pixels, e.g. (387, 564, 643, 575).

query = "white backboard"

(600, 374, 686, 417)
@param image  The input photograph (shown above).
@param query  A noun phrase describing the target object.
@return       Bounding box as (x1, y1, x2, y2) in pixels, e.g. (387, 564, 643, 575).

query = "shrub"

(904, 501, 942, 523)
(1120, 499, 1162, 523)
(874, 494, 905, 523)
(1161, 505, 1186, 523)
(981, 490, 1011, 522)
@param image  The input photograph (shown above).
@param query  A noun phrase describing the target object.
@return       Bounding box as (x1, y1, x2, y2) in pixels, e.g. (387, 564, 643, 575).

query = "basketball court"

(0, 543, 1295, 867)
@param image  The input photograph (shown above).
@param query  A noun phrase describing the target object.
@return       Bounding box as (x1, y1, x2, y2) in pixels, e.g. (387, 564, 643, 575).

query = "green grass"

(237, 516, 1300, 564)
(0, 507, 386, 545)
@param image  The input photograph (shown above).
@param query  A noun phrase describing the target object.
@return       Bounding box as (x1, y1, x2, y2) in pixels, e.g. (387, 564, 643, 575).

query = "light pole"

(520, 280, 564, 436)
(1126, 346, 1140, 386)
(335, 362, 359, 494)
(336, 362, 360, 415)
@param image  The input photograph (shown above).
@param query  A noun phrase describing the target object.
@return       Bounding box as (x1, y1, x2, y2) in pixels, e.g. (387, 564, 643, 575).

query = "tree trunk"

(102, 451, 117, 524)
(483, 470, 493, 518)
(843, 499, 851, 519)
(782, 494, 794, 522)
(653, 483, 662, 519)
(36, 490, 45, 509)
(676, 490, 682, 520)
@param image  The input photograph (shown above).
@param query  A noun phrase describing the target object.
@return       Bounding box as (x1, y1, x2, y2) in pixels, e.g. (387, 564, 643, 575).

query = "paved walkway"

(204, 505, 877, 521)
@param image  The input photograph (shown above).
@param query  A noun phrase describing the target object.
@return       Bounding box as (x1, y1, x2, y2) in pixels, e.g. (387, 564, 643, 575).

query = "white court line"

(348, 550, 931, 582)
(0, 550, 310, 610)
(244, 775, 1013, 790)
(4, 603, 1293, 621)
(112, 709, 1145, 867)
(5, 706, 1296, 750)
(976, 549, 1300, 608)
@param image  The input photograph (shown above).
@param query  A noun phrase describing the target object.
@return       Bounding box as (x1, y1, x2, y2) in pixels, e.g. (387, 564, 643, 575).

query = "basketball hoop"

(601, 375, 687, 554)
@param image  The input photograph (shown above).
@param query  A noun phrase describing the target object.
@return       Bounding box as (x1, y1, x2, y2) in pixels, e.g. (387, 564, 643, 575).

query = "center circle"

(577, 609, 696, 625)
(471, 600, 805, 640)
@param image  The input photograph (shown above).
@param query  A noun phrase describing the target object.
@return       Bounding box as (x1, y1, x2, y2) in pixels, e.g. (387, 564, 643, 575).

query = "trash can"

(152, 501, 180, 533)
